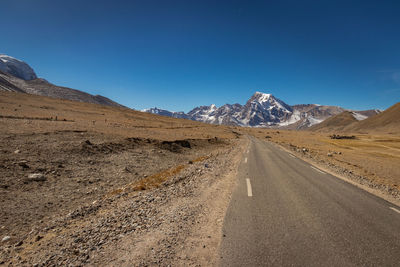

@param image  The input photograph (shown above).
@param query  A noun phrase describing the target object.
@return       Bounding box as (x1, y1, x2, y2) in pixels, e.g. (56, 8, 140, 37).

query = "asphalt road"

(219, 136, 400, 266)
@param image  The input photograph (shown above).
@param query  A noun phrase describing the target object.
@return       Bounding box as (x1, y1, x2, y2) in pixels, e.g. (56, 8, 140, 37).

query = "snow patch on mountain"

(351, 112, 368, 121)
(307, 117, 324, 126)
(278, 110, 302, 126)
(0, 54, 37, 80)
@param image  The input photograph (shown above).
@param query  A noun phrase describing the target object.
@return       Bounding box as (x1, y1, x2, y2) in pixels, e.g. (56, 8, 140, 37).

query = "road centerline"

(244, 157, 248, 163)
(246, 178, 253, 197)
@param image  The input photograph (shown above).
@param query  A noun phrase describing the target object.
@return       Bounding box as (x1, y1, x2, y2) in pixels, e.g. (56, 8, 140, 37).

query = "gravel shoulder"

(96, 138, 245, 266)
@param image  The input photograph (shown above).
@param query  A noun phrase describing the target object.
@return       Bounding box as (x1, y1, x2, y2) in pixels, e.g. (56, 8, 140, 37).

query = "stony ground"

(1, 132, 240, 265)
(0, 128, 244, 266)
(0, 91, 246, 266)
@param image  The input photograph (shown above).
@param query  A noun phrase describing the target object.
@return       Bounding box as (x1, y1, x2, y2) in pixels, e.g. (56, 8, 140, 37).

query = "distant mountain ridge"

(0, 54, 381, 127)
(142, 107, 190, 119)
(309, 103, 398, 133)
(0, 54, 124, 108)
(144, 92, 380, 129)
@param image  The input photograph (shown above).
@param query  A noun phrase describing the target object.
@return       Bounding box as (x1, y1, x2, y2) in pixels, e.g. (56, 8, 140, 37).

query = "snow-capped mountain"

(143, 92, 336, 128)
(176, 93, 296, 127)
(143, 92, 378, 129)
(0, 54, 37, 80)
(240, 92, 293, 126)
(0, 54, 124, 108)
(187, 104, 218, 122)
(142, 107, 190, 119)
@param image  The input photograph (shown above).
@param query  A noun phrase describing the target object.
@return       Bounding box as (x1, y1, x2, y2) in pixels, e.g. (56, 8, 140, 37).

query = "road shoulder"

(265, 138, 400, 207)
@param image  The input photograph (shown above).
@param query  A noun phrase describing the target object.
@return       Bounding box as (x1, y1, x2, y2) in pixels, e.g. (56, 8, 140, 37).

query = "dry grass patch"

(133, 164, 186, 191)
(108, 155, 211, 197)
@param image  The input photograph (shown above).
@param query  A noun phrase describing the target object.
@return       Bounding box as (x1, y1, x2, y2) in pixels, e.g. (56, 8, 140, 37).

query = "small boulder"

(84, 140, 92, 145)
(18, 160, 30, 169)
(26, 173, 47, 182)
(0, 184, 9, 189)
(2, 236, 10, 242)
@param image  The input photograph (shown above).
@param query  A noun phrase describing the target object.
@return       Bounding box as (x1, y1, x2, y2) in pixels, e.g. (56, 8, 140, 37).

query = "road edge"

(265, 138, 400, 207)
(177, 136, 250, 266)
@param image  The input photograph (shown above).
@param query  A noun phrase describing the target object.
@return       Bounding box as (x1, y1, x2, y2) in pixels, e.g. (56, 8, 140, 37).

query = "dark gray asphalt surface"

(220, 137, 400, 266)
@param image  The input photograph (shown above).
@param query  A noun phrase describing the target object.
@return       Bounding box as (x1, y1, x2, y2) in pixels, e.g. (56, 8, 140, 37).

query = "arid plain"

(1, 91, 399, 265)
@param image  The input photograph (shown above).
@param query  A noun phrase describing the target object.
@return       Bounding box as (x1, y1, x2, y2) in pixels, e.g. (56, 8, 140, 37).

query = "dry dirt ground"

(244, 128, 400, 204)
(0, 92, 244, 266)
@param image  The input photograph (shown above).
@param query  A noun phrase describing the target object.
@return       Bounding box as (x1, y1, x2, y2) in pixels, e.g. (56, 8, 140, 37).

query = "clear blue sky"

(2, 0, 400, 111)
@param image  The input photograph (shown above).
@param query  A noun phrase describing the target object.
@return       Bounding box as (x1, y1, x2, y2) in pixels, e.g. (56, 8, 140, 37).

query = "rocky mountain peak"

(247, 92, 293, 113)
(251, 91, 272, 102)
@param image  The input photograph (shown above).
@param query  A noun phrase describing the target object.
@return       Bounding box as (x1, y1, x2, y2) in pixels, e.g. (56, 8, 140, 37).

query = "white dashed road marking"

(390, 207, 400, 214)
(311, 166, 326, 174)
(246, 179, 253, 197)
(245, 157, 248, 163)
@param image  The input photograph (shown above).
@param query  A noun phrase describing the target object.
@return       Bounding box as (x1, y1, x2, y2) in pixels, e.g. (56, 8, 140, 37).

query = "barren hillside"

(0, 91, 242, 266)
(309, 111, 358, 132)
(309, 103, 399, 134)
(0, 71, 124, 108)
(344, 102, 400, 133)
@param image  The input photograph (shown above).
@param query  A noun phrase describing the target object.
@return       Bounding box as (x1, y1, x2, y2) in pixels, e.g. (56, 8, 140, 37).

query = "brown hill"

(309, 111, 358, 132)
(0, 90, 236, 140)
(0, 71, 124, 108)
(344, 102, 400, 133)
